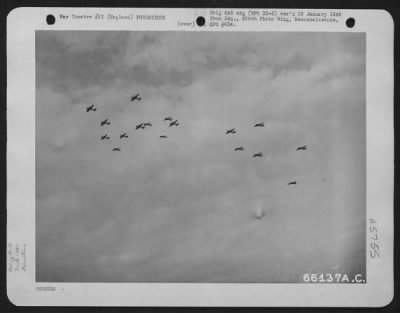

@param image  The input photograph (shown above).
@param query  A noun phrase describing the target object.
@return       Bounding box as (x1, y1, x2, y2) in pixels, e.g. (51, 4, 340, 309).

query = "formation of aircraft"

(100, 119, 110, 126)
(85, 97, 318, 225)
(87, 101, 310, 185)
(101, 134, 110, 140)
(130, 93, 141, 102)
(88, 92, 170, 151)
(224, 120, 309, 186)
(86, 104, 97, 112)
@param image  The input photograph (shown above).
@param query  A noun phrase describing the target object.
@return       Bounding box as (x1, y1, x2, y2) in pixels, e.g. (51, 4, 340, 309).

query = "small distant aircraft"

(296, 145, 307, 151)
(288, 181, 297, 185)
(112, 148, 121, 152)
(169, 120, 179, 127)
(120, 133, 128, 139)
(136, 123, 145, 130)
(234, 147, 244, 151)
(226, 128, 236, 134)
(160, 135, 168, 138)
(86, 104, 97, 112)
(164, 117, 173, 121)
(130, 94, 141, 102)
(143, 122, 152, 127)
(101, 134, 110, 140)
(100, 119, 110, 126)
(253, 152, 263, 157)
(254, 122, 264, 127)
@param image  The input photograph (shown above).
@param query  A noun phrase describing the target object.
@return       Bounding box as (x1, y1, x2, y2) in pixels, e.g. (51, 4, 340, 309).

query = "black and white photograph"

(6, 7, 394, 307)
(35, 30, 366, 283)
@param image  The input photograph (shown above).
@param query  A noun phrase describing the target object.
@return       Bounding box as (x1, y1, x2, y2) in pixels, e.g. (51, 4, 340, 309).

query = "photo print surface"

(36, 31, 366, 283)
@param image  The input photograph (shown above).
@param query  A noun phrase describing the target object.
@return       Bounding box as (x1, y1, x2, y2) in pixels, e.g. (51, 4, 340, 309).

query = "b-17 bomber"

(86, 104, 97, 112)
(101, 134, 110, 140)
(130, 93, 142, 102)
(100, 119, 111, 126)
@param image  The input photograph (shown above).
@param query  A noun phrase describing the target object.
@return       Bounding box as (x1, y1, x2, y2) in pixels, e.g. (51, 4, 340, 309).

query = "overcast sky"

(36, 31, 366, 282)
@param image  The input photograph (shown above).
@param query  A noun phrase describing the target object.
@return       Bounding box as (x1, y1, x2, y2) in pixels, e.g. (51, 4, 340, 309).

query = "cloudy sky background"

(36, 31, 366, 282)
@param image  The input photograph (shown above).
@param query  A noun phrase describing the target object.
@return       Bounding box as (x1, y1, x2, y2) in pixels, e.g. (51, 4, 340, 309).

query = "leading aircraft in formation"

(288, 181, 297, 185)
(130, 94, 141, 102)
(296, 145, 307, 151)
(86, 104, 97, 112)
(226, 128, 236, 134)
(253, 152, 263, 157)
(234, 147, 244, 151)
(254, 122, 264, 127)
(112, 148, 121, 152)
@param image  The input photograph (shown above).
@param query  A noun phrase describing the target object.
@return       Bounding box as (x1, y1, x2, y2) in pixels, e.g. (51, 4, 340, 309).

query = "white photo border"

(7, 7, 394, 307)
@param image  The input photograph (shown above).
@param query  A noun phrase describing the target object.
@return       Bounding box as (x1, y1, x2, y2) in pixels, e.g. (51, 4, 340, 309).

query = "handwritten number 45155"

(369, 219, 380, 259)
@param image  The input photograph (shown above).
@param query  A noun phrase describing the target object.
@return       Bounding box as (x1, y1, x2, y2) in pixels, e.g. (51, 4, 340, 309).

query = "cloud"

(36, 31, 130, 93)
(36, 31, 366, 282)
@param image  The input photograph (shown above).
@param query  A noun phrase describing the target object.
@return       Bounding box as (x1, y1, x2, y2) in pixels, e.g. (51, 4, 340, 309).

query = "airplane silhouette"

(226, 128, 236, 134)
(169, 120, 179, 127)
(86, 104, 96, 112)
(234, 147, 244, 151)
(164, 117, 173, 121)
(254, 122, 264, 127)
(101, 134, 110, 140)
(136, 123, 145, 130)
(288, 181, 297, 185)
(112, 148, 121, 152)
(100, 119, 110, 126)
(160, 135, 167, 138)
(120, 133, 128, 139)
(130, 94, 141, 101)
(253, 152, 263, 157)
(296, 145, 307, 151)
(144, 122, 152, 127)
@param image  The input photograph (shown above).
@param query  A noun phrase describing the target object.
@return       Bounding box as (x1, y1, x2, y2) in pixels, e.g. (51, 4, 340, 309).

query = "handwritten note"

(8, 243, 27, 273)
